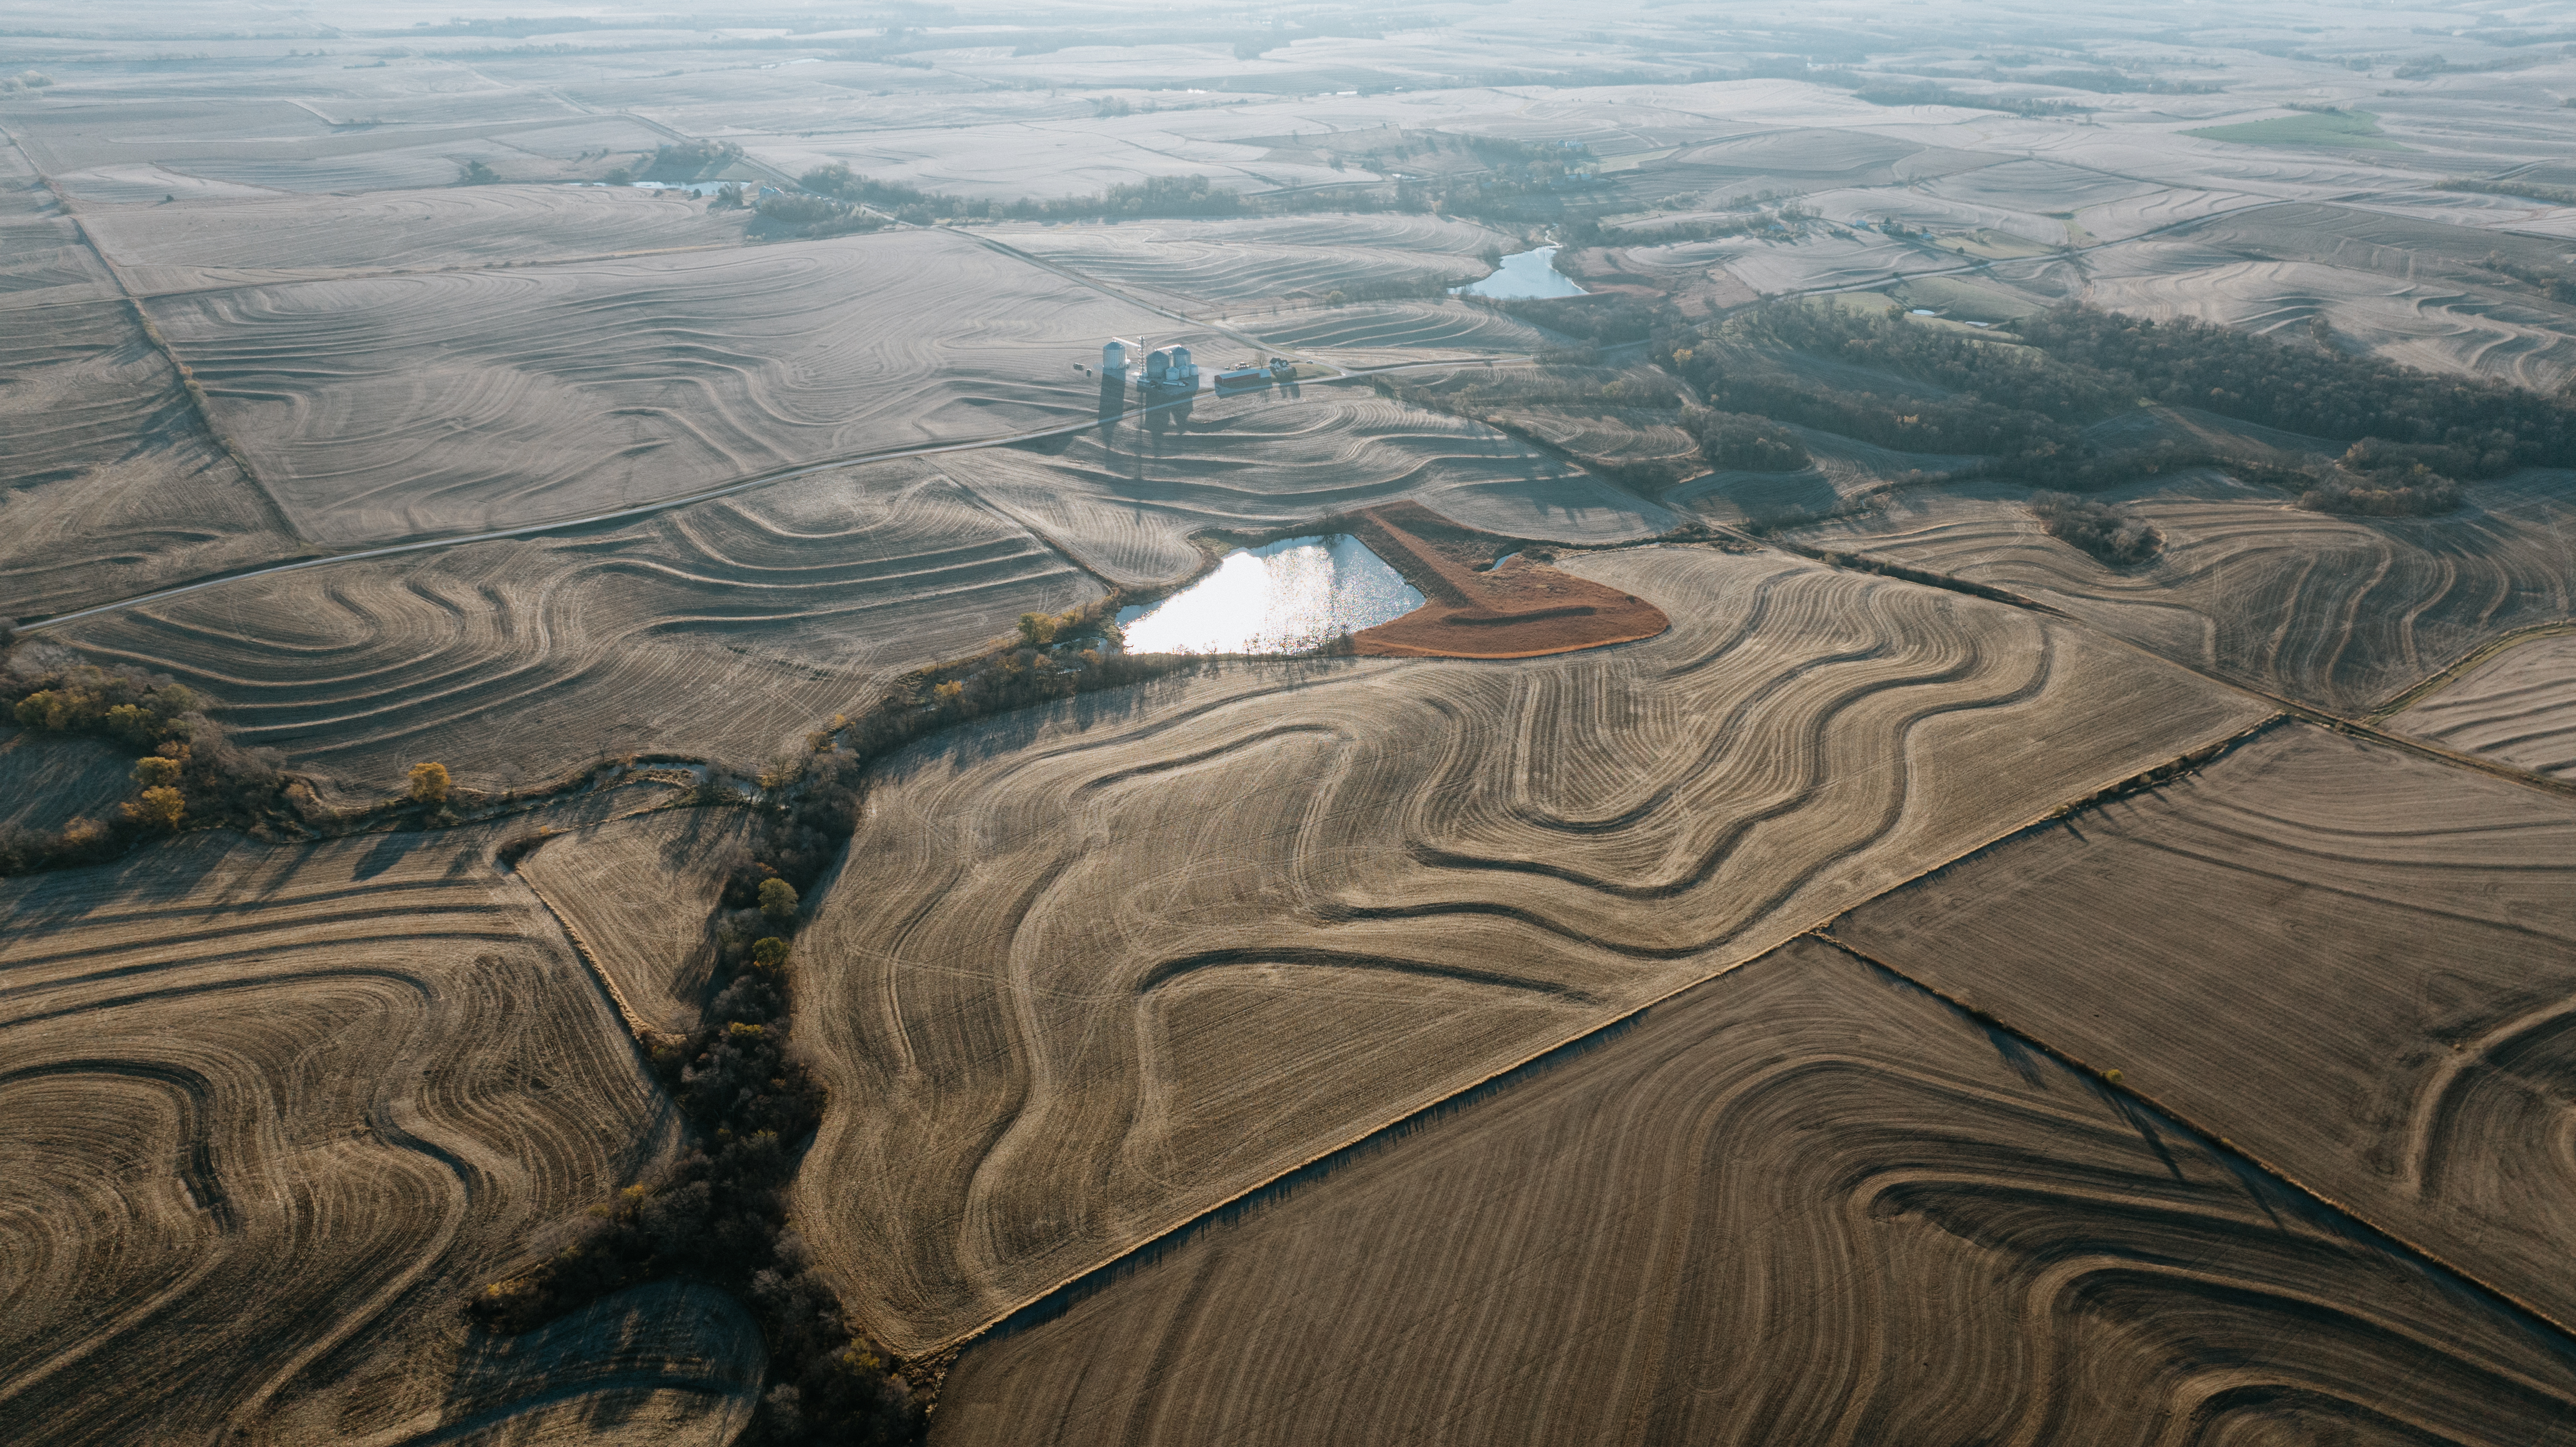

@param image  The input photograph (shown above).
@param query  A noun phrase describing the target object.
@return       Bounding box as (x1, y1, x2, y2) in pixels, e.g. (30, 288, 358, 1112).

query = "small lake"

(1118, 535, 1422, 654)
(581, 180, 730, 195)
(1451, 245, 1588, 300)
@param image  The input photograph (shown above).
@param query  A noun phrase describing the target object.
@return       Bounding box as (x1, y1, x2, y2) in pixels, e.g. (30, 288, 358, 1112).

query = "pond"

(1451, 245, 1588, 300)
(581, 180, 731, 195)
(1117, 535, 1422, 654)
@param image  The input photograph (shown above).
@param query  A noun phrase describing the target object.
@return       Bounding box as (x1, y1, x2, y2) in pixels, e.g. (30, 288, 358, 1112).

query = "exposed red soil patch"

(1342, 501, 1670, 659)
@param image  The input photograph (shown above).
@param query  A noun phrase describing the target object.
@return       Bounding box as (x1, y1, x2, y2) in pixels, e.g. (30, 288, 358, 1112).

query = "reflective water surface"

(1117, 535, 1422, 654)
(1451, 245, 1588, 299)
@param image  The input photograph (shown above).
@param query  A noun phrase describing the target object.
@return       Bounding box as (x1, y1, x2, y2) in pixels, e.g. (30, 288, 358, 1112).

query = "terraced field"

(1787, 472, 2576, 713)
(1643, 127, 1997, 199)
(936, 936, 2576, 1447)
(1237, 299, 1563, 368)
(516, 807, 754, 1036)
(2387, 633, 2576, 780)
(1675, 423, 1985, 527)
(1834, 724, 2576, 1330)
(791, 543, 2269, 1351)
(54, 461, 1097, 800)
(0, 808, 685, 1443)
(19, 27, 2576, 1444)
(0, 298, 301, 619)
(1481, 405, 1702, 483)
(944, 391, 1673, 589)
(2083, 204, 2576, 388)
(14, 98, 665, 199)
(83, 184, 751, 296)
(0, 135, 114, 310)
(996, 214, 1508, 309)
(142, 229, 1211, 545)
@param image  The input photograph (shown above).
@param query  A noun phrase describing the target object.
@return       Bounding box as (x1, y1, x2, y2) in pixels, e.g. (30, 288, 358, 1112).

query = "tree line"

(1654, 300, 2576, 512)
(1, 647, 286, 875)
(473, 604, 1208, 1441)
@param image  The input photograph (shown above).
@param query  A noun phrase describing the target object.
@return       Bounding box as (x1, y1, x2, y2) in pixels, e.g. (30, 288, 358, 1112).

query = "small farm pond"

(1451, 246, 1587, 299)
(1118, 535, 1422, 654)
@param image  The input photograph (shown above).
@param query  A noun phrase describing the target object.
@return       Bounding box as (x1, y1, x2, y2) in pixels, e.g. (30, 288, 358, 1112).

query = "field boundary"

(504, 817, 679, 1044)
(0, 127, 308, 549)
(895, 708, 2292, 1359)
(1806, 932, 2576, 1350)
(1780, 541, 2576, 802)
(16, 352, 1551, 634)
(2365, 618, 2576, 721)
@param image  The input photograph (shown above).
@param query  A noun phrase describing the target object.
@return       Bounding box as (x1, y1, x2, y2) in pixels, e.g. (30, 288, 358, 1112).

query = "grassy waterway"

(1118, 535, 1421, 654)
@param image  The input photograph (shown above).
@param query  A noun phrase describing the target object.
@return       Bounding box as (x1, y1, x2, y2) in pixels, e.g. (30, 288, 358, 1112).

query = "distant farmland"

(140, 229, 1219, 545)
(1788, 475, 2576, 714)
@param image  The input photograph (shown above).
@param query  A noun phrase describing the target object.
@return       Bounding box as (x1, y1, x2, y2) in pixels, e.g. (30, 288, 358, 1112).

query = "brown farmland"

(0, 809, 693, 1443)
(941, 390, 1674, 589)
(80, 183, 754, 296)
(53, 461, 1099, 800)
(141, 229, 1218, 545)
(2386, 632, 2576, 780)
(792, 544, 2268, 1352)
(17, 15, 2576, 1441)
(1239, 298, 1561, 367)
(1788, 473, 2576, 713)
(515, 807, 754, 1037)
(0, 728, 137, 836)
(995, 214, 1511, 309)
(1833, 724, 2576, 1329)
(0, 298, 299, 618)
(935, 937, 2576, 1447)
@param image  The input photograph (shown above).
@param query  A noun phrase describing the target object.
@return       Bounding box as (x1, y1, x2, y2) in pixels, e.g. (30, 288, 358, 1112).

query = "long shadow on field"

(352, 825, 431, 882)
(927, 656, 1375, 774)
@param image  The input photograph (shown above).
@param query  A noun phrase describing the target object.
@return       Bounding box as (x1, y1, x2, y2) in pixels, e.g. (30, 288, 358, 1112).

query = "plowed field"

(0, 300, 300, 618)
(997, 214, 1508, 308)
(516, 808, 754, 1035)
(142, 229, 1213, 545)
(0, 135, 114, 310)
(54, 462, 1098, 800)
(791, 544, 2269, 1351)
(944, 391, 1672, 589)
(2387, 632, 2576, 780)
(934, 937, 2576, 1447)
(0, 812, 680, 1443)
(1787, 473, 2576, 713)
(2082, 204, 2576, 388)
(0, 729, 135, 836)
(1241, 300, 1561, 367)
(425, 1280, 763, 1445)
(82, 184, 751, 296)
(1833, 724, 2576, 1330)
